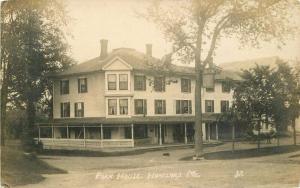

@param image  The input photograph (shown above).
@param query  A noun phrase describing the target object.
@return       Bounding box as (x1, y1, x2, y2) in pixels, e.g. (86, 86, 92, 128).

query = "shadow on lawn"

(2, 147, 67, 186)
(180, 145, 300, 161)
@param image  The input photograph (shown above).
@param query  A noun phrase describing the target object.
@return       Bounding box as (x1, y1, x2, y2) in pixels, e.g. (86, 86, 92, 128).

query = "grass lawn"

(1, 146, 67, 187)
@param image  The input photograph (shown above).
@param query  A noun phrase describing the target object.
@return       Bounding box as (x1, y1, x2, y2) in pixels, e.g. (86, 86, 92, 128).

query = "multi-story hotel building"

(37, 40, 241, 149)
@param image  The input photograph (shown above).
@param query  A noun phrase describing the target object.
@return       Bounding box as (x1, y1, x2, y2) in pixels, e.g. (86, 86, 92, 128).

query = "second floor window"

(154, 76, 165, 92)
(60, 80, 69, 95)
(119, 74, 128, 90)
(222, 81, 231, 93)
(155, 100, 166, 114)
(75, 102, 84, 117)
(60, 102, 70, 117)
(181, 78, 191, 93)
(108, 74, 117, 90)
(78, 78, 88, 93)
(206, 87, 215, 92)
(205, 100, 214, 113)
(134, 99, 147, 115)
(108, 99, 117, 115)
(119, 99, 128, 115)
(176, 100, 192, 114)
(134, 75, 146, 91)
(221, 100, 230, 113)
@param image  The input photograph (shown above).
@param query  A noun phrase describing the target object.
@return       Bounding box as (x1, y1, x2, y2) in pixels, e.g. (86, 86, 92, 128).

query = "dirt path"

(15, 139, 300, 188)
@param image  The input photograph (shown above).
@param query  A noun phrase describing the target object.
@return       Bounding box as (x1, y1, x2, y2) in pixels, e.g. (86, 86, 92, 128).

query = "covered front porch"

(36, 115, 222, 150)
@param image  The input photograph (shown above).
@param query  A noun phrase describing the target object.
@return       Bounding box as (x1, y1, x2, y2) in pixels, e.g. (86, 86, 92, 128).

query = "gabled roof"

(219, 56, 280, 72)
(52, 48, 241, 81)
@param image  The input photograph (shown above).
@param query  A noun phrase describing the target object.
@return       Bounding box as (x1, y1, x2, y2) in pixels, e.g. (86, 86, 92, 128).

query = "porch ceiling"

(39, 114, 221, 126)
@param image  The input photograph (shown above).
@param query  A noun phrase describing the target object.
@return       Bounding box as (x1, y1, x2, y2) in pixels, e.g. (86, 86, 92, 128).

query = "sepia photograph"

(1, 0, 300, 187)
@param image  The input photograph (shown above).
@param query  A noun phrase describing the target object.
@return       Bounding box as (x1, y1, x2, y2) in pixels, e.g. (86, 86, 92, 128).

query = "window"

(119, 74, 128, 90)
(107, 74, 117, 90)
(222, 81, 231, 93)
(134, 75, 146, 91)
(108, 99, 117, 115)
(155, 100, 166, 114)
(60, 80, 69, 95)
(221, 100, 230, 113)
(60, 102, 70, 117)
(154, 77, 165, 92)
(134, 99, 147, 115)
(205, 100, 214, 113)
(78, 78, 88, 93)
(181, 78, 191, 93)
(134, 125, 148, 139)
(206, 87, 215, 92)
(119, 99, 128, 115)
(176, 100, 192, 114)
(75, 102, 84, 117)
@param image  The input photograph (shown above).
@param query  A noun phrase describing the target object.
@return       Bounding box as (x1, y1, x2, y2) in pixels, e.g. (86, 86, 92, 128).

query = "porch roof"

(38, 114, 221, 126)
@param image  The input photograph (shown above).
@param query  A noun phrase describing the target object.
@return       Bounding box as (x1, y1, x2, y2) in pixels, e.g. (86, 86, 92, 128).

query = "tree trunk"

(232, 123, 235, 152)
(22, 99, 36, 151)
(292, 118, 296, 146)
(257, 119, 261, 151)
(194, 69, 204, 159)
(276, 124, 280, 147)
(1, 63, 8, 146)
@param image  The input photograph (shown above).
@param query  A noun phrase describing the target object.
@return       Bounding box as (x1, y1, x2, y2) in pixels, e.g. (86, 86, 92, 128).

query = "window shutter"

(212, 101, 214, 113)
(163, 100, 166, 114)
(78, 79, 80, 93)
(75, 103, 78, 117)
(60, 103, 63, 117)
(188, 100, 192, 114)
(60, 81, 62, 95)
(82, 102, 84, 117)
(85, 78, 88, 92)
(144, 100, 147, 115)
(143, 76, 146, 90)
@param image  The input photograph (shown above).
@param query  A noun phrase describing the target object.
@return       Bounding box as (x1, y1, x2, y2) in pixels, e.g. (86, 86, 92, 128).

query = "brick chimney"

(100, 39, 108, 59)
(146, 44, 152, 57)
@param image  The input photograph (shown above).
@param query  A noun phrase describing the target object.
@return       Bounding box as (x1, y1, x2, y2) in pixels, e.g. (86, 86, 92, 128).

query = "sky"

(65, 0, 300, 65)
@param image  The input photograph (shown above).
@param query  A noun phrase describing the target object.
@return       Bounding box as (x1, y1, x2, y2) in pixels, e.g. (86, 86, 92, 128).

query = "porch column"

(100, 124, 103, 148)
(38, 125, 40, 142)
(66, 124, 69, 139)
(208, 123, 211, 142)
(83, 125, 86, 147)
(131, 124, 134, 147)
(159, 123, 162, 145)
(216, 123, 219, 140)
(184, 123, 187, 144)
(51, 123, 54, 143)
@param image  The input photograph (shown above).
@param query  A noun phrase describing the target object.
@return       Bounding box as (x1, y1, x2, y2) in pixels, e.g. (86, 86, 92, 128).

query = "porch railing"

(35, 138, 134, 149)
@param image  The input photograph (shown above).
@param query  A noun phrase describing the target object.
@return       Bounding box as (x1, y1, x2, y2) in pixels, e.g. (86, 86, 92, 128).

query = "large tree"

(146, 0, 300, 158)
(1, 0, 73, 149)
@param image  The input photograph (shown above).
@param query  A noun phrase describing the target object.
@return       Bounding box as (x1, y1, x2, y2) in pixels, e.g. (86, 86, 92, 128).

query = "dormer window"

(60, 80, 69, 95)
(108, 74, 117, 90)
(119, 74, 128, 90)
(78, 78, 88, 93)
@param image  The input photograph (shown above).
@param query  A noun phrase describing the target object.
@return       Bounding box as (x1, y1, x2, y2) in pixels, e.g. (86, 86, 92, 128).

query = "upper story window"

(78, 78, 88, 93)
(206, 87, 215, 92)
(154, 77, 165, 92)
(205, 100, 214, 113)
(107, 74, 117, 90)
(60, 102, 70, 117)
(134, 75, 146, 91)
(75, 102, 84, 117)
(181, 78, 191, 93)
(119, 99, 128, 115)
(134, 99, 147, 115)
(119, 74, 128, 90)
(155, 100, 166, 114)
(60, 80, 69, 95)
(176, 100, 192, 114)
(108, 99, 117, 115)
(222, 81, 231, 93)
(221, 100, 230, 113)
